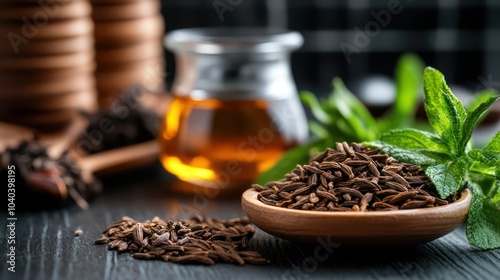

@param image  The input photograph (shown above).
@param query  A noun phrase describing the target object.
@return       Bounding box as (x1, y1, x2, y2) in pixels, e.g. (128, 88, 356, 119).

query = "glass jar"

(159, 28, 308, 189)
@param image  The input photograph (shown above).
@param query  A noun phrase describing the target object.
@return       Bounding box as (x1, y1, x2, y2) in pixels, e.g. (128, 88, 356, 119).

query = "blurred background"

(161, 0, 500, 96)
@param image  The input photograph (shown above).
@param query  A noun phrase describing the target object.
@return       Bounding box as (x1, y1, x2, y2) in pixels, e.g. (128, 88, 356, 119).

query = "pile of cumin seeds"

(253, 142, 458, 211)
(94, 216, 269, 265)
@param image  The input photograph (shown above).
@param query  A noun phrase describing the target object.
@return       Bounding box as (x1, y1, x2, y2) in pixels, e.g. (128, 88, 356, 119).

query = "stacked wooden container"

(92, 0, 165, 108)
(0, 0, 97, 131)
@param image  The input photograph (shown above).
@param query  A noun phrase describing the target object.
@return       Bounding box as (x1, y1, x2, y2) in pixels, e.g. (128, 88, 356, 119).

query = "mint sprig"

(368, 67, 500, 249)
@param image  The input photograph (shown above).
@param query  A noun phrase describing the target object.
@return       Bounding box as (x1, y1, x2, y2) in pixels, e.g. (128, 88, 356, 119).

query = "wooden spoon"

(242, 189, 471, 246)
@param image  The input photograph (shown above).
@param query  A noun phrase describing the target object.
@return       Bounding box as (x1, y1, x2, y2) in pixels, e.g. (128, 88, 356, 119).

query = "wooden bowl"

(242, 189, 471, 246)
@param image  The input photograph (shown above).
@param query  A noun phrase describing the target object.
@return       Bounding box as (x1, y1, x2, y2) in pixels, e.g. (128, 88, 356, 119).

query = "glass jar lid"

(165, 27, 303, 54)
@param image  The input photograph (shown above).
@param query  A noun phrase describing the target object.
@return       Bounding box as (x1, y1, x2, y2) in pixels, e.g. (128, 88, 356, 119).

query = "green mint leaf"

(419, 150, 453, 163)
(468, 150, 487, 162)
(492, 180, 500, 206)
(381, 53, 424, 129)
(367, 142, 442, 166)
(425, 157, 467, 199)
(255, 139, 329, 185)
(466, 90, 500, 113)
(330, 78, 379, 141)
(423, 67, 467, 154)
(380, 128, 448, 151)
(466, 182, 500, 249)
(300, 91, 332, 125)
(308, 121, 330, 139)
(480, 152, 500, 164)
(484, 131, 500, 153)
(460, 93, 500, 153)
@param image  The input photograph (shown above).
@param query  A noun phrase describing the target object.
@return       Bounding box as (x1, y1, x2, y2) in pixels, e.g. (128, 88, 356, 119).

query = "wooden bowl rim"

(242, 188, 471, 218)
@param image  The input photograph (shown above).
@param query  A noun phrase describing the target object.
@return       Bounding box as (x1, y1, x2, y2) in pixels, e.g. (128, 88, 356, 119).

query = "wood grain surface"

(1, 163, 499, 280)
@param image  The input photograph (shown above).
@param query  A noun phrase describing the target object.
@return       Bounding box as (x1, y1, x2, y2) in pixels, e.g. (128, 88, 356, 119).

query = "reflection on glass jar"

(159, 28, 308, 189)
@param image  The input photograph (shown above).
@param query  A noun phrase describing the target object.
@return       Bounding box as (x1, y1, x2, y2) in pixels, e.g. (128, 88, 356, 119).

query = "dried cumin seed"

(384, 171, 411, 189)
(320, 175, 328, 188)
(319, 161, 341, 170)
(434, 197, 449, 205)
(94, 236, 109, 245)
(274, 199, 291, 207)
(303, 165, 323, 174)
(384, 181, 408, 192)
(117, 241, 129, 252)
(288, 201, 306, 209)
(103, 222, 123, 234)
(133, 253, 156, 260)
(177, 236, 190, 245)
(354, 152, 375, 166)
(342, 193, 352, 201)
(169, 255, 216, 265)
(324, 153, 347, 162)
(279, 182, 306, 193)
(310, 148, 330, 162)
(352, 178, 380, 191)
(342, 142, 356, 157)
(326, 201, 336, 210)
(329, 206, 352, 211)
(287, 185, 313, 198)
(310, 161, 321, 168)
(316, 190, 338, 202)
(177, 228, 191, 235)
(368, 162, 380, 177)
(352, 166, 369, 174)
(417, 189, 431, 196)
(170, 230, 178, 242)
(128, 244, 139, 251)
(372, 202, 398, 210)
(414, 195, 436, 205)
(321, 172, 336, 182)
(161, 244, 185, 252)
(301, 203, 315, 210)
(352, 205, 360, 211)
(211, 251, 245, 265)
(335, 187, 363, 199)
(105, 227, 121, 236)
(338, 163, 355, 179)
(309, 192, 320, 204)
(339, 201, 358, 207)
(389, 191, 419, 204)
(403, 164, 420, 172)
(369, 154, 389, 162)
(382, 195, 397, 203)
(285, 173, 299, 180)
(376, 189, 401, 197)
(308, 173, 318, 185)
(277, 191, 290, 199)
(133, 224, 144, 245)
(383, 165, 403, 173)
(336, 142, 345, 154)
(360, 193, 373, 211)
(400, 199, 432, 209)
(351, 142, 363, 152)
(258, 189, 275, 196)
(257, 194, 276, 206)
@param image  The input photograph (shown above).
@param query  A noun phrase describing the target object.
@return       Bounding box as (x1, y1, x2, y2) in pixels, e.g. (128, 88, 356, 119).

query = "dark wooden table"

(2, 162, 499, 280)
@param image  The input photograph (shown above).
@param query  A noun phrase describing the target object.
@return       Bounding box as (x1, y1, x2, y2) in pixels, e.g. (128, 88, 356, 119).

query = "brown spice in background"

(94, 216, 269, 265)
(0, 140, 101, 210)
(253, 142, 458, 211)
(80, 85, 160, 154)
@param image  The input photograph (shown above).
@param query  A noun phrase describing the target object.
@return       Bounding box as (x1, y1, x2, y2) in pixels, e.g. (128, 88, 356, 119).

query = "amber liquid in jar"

(159, 95, 303, 188)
